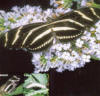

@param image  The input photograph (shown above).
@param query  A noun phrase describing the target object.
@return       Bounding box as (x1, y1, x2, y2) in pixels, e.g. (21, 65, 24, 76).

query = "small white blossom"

(32, 53, 41, 62)
(76, 39, 84, 48)
(61, 52, 70, 60)
(81, 54, 91, 62)
(95, 33, 100, 40)
(81, 0, 87, 7)
(62, 43, 71, 50)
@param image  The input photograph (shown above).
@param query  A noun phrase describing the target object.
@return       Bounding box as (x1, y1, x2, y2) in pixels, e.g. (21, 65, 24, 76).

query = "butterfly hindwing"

(51, 7, 100, 42)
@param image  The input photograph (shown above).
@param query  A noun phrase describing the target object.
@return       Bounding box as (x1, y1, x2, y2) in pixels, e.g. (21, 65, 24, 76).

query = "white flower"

(96, 50, 100, 56)
(12, 6, 20, 12)
(50, 0, 58, 7)
(71, 61, 80, 68)
(82, 48, 94, 55)
(81, 0, 87, 7)
(95, 27, 100, 33)
(90, 27, 95, 31)
(32, 53, 41, 62)
(81, 54, 91, 62)
(44, 8, 53, 17)
(61, 52, 70, 60)
(71, 51, 79, 57)
(51, 45, 56, 50)
(89, 37, 96, 42)
(55, 51, 62, 57)
(54, 44, 63, 51)
(56, 66, 64, 72)
(95, 33, 100, 40)
(76, 38, 84, 48)
(62, 43, 71, 50)
(50, 0, 56, 6)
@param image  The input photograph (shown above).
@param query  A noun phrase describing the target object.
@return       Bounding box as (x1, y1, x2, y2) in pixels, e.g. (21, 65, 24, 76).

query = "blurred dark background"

(0, 0, 100, 96)
(0, 0, 51, 11)
(50, 60, 100, 96)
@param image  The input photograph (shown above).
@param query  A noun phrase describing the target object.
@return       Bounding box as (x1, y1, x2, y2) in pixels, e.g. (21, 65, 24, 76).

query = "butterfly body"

(0, 7, 100, 52)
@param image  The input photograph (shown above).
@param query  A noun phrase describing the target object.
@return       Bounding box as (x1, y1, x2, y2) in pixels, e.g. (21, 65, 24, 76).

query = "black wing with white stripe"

(52, 7, 100, 42)
(0, 76, 20, 95)
(0, 22, 54, 51)
(0, 7, 100, 51)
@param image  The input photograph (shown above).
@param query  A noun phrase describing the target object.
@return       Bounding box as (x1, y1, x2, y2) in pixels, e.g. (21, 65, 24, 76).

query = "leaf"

(32, 74, 48, 85)
(0, 18, 5, 24)
(91, 55, 100, 61)
(8, 84, 23, 96)
(23, 74, 49, 96)
(40, 56, 47, 65)
(91, 3, 100, 9)
(24, 89, 48, 96)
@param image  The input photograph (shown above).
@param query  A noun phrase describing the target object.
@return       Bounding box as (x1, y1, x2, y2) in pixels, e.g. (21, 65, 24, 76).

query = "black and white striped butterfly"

(0, 7, 100, 51)
(0, 76, 20, 95)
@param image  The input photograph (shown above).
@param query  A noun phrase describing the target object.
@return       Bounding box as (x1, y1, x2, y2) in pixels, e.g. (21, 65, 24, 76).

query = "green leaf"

(91, 55, 100, 61)
(83, 42, 89, 48)
(40, 55, 47, 64)
(32, 74, 48, 85)
(8, 84, 23, 96)
(0, 18, 5, 24)
(91, 3, 100, 9)
(24, 89, 48, 96)
(63, 0, 73, 8)
(8, 18, 16, 23)
(23, 74, 49, 96)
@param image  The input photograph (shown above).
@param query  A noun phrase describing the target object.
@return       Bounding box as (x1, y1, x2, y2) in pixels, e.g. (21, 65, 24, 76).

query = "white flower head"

(76, 38, 84, 48)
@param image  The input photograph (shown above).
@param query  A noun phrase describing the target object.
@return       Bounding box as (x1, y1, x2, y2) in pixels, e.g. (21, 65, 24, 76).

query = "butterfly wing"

(52, 7, 100, 42)
(0, 22, 54, 51)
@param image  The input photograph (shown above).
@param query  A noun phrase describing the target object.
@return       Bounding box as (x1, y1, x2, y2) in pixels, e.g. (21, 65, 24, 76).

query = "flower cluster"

(0, 0, 100, 73)
(0, 5, 68, 33)
(32, 21, 100, 72)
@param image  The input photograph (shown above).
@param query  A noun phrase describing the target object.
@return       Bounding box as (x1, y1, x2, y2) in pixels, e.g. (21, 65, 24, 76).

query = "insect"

(0, 76, 20, 96)
(0, 7, 100, 52)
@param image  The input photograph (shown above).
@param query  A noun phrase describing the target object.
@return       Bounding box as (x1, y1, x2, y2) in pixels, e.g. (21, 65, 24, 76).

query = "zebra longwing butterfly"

(0, 76, 20, 95)
(0, 7, 100, 52)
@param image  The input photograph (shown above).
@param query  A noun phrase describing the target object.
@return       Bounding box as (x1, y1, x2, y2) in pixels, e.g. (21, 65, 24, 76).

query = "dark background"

(0, 0, 51, 11)
(0, 0, 100, 96)
(50, 60, 100, 96)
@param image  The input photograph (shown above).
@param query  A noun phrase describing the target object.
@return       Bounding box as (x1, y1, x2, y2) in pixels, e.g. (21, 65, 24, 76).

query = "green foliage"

(40, 55, 47, 64)
(63, 0, 82, 8)
(91, 55, 100, 60)
(62, 0, 100, 9)
(91, 3, 100, 9)
(63, 0, 73, 8)
(4, 74, 49, 96)
(8, 17, 16, 23)
(8, 85, 23, 96)
(0, 17, 10, 32)
(23, 74, 49, 96)
(0, 17, 6, 31)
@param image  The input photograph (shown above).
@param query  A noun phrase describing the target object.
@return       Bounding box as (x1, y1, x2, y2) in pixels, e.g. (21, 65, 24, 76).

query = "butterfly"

(0, 7, 100, 52)
(0, 76, 20, 96)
